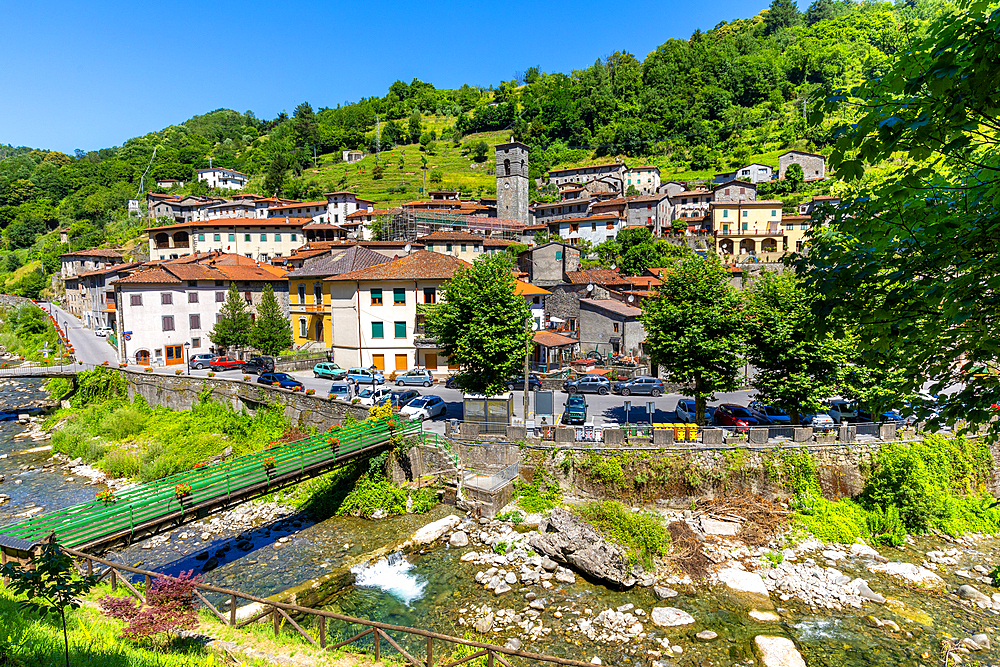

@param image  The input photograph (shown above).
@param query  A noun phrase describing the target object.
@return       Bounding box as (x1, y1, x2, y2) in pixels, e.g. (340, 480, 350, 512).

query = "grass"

(576, 500, 670, 569)
(49, 394, 293, 483)
(0, 302, 64, 363)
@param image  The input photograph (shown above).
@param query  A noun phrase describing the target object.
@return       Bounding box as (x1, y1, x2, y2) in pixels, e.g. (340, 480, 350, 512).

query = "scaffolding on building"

(378, 208, 527, 242)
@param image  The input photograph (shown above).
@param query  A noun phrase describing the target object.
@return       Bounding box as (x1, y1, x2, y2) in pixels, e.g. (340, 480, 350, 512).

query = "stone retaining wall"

(120, 370, 369, 431)
(0, 294, 36, 309)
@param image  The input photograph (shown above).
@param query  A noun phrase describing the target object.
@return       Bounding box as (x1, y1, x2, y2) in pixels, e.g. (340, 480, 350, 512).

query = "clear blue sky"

(2, 0, 772, 154)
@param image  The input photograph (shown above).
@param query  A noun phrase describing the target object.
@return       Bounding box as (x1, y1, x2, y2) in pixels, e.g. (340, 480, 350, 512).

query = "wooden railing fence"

(65, 547, 596, 667)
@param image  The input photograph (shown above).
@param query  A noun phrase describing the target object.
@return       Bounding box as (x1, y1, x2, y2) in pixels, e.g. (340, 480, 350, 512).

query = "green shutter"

(395, 321, 406, 338)
(393, 288, 405, 304)
(372, 322, 384, 338)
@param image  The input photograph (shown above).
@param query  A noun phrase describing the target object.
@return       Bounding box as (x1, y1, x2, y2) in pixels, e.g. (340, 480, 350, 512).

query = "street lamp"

(184, 342, 191, 376)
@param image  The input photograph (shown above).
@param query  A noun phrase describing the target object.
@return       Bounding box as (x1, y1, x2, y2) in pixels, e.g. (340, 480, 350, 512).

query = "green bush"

(337, 475, 407, 518)
(577, 500, 670, 568)
(794, 495, 870, 544)
(410, 487, 439, 514)
(865, 505, 906, 546)
(513, 469, 562, 513)
(578, 453, 626, 486)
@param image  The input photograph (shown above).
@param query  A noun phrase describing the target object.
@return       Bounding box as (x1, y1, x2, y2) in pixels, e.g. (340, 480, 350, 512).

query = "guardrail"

(60, 547, 597, 667)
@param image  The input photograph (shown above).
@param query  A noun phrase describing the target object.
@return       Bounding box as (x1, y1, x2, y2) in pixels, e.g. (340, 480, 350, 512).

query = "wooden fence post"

(230, 594, 236, 626)
(111, 568, 117, 592)
(273, 607, 279, 638)
(426, 636, 433, 667)
(374, 628, 380, 662)
(319, 616, 326, 649)
(144, 574, 151, 603)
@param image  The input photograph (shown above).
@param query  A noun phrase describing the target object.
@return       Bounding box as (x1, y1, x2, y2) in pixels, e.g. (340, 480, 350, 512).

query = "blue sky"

(2, 0, 772, 153)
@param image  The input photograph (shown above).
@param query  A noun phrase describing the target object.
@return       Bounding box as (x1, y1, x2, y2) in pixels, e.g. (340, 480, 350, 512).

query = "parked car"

(94, 326, 113, 337)
(313, 362, 347, 380)
(396, 369, 435, 387)
(188, 354, 218, 370)
(209, 356, 242, 371)
(827, 398, 860, 424)
(356, 385, 392, 407)
(801, 412, 836, 427)
(563, 375, 612, 395)
(713, 404, 772, 428)
(613, 376, 665, 397)
(749, 402, 791, 425)
(508, 374, 542, 391)
(676, 399, 714, 424)
(328, 383, 352, 401)
(400, 395, 447, 420)
(562, 395, 588, 425)
(445, 375, 461, 389)
(258, 372, 304, 390)
(379, 389, 420, 409)
(347, 367, 385, 385)
(242, 356, 275, 375)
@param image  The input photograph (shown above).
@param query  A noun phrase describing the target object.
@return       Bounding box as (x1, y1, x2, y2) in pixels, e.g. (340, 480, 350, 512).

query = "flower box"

(305, 388, 315, 395)
(261, 457, 277, 474)
(174, 369, 183, 375)
(119, 363, 127, 368)
(144, 367, 154, 373)
(272, 382, 281, 387)
(194, 461, 207, 470)
(243, 375, 251, 382)
(95, 489, 116, 505)
(207, 372, 216, 377)
(174, 483, 192, 499)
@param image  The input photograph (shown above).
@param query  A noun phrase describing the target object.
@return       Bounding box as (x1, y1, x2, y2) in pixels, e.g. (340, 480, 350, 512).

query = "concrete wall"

(120, 369, 368, 430)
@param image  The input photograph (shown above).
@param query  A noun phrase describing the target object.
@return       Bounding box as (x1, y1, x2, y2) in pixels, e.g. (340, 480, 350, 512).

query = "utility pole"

(376, 116, 381, 164)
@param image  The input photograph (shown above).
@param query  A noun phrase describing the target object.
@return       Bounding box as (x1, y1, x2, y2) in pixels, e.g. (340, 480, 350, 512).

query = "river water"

(3, 381, 998, 666)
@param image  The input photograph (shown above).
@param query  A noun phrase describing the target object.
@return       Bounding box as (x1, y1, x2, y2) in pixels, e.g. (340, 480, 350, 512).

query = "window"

(371, 288, 383, 305)
(162, 315, 175, 331)
(216, 314, 223, 324)
(191, 337, 201, 348)
(215, 280, 224, 287)
(244, 234, 251, 242)
(188, 292, 198, 303)
(426, 244, 434, 252)
(592, 222, 597, 231)
(446, 243, 452, 252)
(372, 321, 384, 338)
(473, 245, 480, 252)
(723, 224, 730, 233)
(742, 210, 748, 218)
(801, 222, 808, 230)
(189, 314, 201, 330)
(228, 233, 235, 241)
(198, 234, 205, 241)
(213, 234, 221, 242)
(394, 321, 406, 338)
(570, 224, 578, 232)
(216, 291, 225, 302)
(393, 288, 405, 305)
(461, 244, 467, 252)
(723, 210, 728, 218)
(613, 322, 619, 333)
(771, 210, 777, 217)
(423, 287, 436, 304)
(260, 234, 267, 241)
(742, 221, 749, 231)
(786, 223, 794, 231)
(275, 233, 281, 241)
(291, 233, 297, 241)
(532, 296, 540, 305)
(298, 284, 306, 303)
(161, 293, 172, 305)
(244, 291, 252, 303)
(314, 284, 322, 303)
(130, 294, 142, 307)
(299, 318, 307, 337)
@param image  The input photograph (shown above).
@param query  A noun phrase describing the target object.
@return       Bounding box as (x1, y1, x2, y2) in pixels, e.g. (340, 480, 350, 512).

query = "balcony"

(715, 229, 784, 237)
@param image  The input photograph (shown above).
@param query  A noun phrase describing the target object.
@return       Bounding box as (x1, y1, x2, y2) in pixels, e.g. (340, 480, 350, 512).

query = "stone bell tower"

(495, 141, 530, 227)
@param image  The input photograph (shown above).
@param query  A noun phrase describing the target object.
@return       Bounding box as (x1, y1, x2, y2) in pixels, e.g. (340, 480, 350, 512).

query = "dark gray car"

(614, 376, 665, 397)
(562, 375, 611, 395)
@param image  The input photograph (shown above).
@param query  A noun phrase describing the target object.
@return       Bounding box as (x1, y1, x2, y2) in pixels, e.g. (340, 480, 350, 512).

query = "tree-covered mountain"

(0, 0, 951, 297)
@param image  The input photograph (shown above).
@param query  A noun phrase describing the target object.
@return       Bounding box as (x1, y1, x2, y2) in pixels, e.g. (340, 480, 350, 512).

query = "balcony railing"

(290, 303, 325, 312)
(715, 229, 784, 237)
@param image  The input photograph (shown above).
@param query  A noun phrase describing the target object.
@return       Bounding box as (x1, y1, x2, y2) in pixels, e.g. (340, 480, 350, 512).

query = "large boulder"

(409, 515, 461, 546)
(651, 607, 696, 627)
(754, 636, 807, 667)
(867, 562, 946, 591)
(528, 508, 637, 587)
(716, 567, 773, 609)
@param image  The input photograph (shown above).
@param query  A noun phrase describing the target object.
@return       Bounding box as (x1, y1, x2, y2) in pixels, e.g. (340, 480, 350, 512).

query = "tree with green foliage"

(744, 271, 851, 424)
(472, 140, 489, 162)
(625, 184, 639, 196)
(408, 112, 422, 144)
(292, 101, 320, 147)
(783, 162, 804, 193)
(262, 153, 288, 197)
(426, 253, 532, 395)
(642, 254, 746, 425)
(794, 0, 1000, 432)
(596, 227, 689, 276)
(764, 0, 801, 34)
(804, 0, 834, 26)
(210, 283, 252, 351)
(1, 536, 98, 667)
(250, 284, 293, 355)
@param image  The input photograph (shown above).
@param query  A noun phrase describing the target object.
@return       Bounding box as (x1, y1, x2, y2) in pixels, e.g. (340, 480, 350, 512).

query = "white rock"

(651, 607, 696, 627)
(555, 570, 576, 584)
(754, 636, 807, 667)
(460, 551, 479, 562)
(590, 658, 602, 665)
(717, 567, 772, 605)
(449, 531, 469, 547)
(749, 610, 780, 622)
(868, 562, 946, 590)
(493, 582, 512, 595)
(410, 515, 461, 546)
(697, 630, 719, 640)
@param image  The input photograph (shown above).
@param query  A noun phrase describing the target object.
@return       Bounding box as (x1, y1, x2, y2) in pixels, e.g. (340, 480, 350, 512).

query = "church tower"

(495, 141, 530, 227)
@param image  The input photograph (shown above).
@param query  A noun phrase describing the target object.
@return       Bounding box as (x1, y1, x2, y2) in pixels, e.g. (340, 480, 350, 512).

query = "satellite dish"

(628, 295, 635, 303)
(404, 244, 412, 254)
(531, 319, 541, 331)
(587, 284, 594, 291)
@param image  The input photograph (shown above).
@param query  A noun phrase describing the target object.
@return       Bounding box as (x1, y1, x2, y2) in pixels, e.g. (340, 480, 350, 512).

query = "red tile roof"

(345, 208, 388, 219)
(144, 217, 310, 232)
(325, 250, 470, 282)
(566, 269, 630, 286)
(60, 248, 123, 259)
(76, 261, 143, 278)
(533, 331, 578, 347)
(113, 267, 182, 284)
(267, 200, 328, 212)
(548, 163, 625, 175)
(580, 298, 642, 317)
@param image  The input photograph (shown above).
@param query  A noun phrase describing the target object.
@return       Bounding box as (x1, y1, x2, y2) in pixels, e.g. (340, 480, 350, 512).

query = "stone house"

(531, 199, 592, 226)
(517, 242, 581, 287)
(712, 180, 757, 203)
(578, 298, 646, 357)
(713, 164, 773, 184)
(778, 151, 826, 180)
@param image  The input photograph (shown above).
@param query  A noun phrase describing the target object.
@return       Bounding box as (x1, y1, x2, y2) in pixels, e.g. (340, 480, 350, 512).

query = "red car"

(209, 356, 242, 371)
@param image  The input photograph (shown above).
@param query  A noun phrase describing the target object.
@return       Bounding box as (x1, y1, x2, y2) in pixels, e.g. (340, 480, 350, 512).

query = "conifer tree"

(210, 282, 252, 351)
(250, 284, 293, 356)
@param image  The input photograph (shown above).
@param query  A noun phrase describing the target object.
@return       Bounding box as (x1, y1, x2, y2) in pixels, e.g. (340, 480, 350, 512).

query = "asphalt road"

(39, 301, 118, 366)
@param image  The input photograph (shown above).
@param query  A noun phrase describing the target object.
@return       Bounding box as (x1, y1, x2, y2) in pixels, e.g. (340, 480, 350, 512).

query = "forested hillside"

(0, 0, 948, 298)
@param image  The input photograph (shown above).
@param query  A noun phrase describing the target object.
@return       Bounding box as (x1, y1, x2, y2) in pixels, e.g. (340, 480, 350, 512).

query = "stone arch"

(172, 231, 189, 248)
(719, 239, 734, 254)
(761, 238, 778, 253)
(154, 232, 169, 249)
(740, 239, 756, 254)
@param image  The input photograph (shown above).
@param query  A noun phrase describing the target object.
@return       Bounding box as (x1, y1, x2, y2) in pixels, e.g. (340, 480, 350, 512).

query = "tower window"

(504, 159, 511, 176)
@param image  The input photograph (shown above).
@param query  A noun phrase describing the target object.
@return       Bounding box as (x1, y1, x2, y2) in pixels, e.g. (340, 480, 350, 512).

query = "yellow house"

(286, 245, 391, 350)
(710, 200, 786, 262)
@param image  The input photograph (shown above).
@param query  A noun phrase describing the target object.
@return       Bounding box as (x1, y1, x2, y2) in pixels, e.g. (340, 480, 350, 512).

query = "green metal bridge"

(0, 415, 422, 553)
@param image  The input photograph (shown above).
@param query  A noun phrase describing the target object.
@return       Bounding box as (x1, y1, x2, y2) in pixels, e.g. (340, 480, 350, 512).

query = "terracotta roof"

(533, 331, 578, 347)
(515, 280, 551, 296)
(671, 190, 712, 198)
(626, 194, 670, 204)
(345, 208, 388, 219)
(77, 261, 143, 278)
(286, 245, 390, 279)
(811, 195, 839, 201)
(324, 191, 361, 197)
(60, 248, 123, 259)
(326, 250, 470, 282)
(417, 230, 487, 243)
(523, 225, 547, 231)
(782, 215, 811, 221)
(483, 238, 516, 247)
(780, 150, 826, 159)
(113, 267, 182, 285)
(623, 275, 661, 288)
(144, 217, 310, 232)
(629, 165, 660, 171)
(580, 298, 642, 317)
(566, 269, 630, 286)
(708, 200, 784, 207)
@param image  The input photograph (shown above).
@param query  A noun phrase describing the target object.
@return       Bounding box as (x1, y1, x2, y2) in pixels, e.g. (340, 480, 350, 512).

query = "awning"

(549, 316, 565, 323)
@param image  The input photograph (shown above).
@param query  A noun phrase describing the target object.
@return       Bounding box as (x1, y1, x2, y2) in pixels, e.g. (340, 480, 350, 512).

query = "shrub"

(98, 570, 199, 644)
(513, 469, 561, 513)
(174, 369, 182, 375)
(577, 500, 670, 568)
(207, 372, 215, 377)
(95, 489, 116, 504)
(243, 375, 250, 381)
(99, 449, 141, 478)
(410, 487, 438, 514)
(337, 474, 407, 518)
(306, 388, 315, 395)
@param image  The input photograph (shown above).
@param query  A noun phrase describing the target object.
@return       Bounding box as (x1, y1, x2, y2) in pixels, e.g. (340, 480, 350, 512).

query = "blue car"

(258, 372, 304, 391)
(346, 367, 385, 385)
(676, 399, 714, 424)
